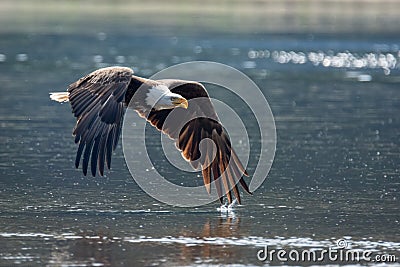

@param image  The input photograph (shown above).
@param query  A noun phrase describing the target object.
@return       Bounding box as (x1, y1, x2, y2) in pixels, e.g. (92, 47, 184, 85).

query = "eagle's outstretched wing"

(68, 67, 133, 176)
(145, 80, 251, 204)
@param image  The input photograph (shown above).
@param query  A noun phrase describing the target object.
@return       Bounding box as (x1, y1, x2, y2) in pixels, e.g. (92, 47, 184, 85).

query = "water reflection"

(2, 211, 399, 266)
(48, 231, 115, 267)
(1, 215, 247, 266)
(177, 214, 243, 265)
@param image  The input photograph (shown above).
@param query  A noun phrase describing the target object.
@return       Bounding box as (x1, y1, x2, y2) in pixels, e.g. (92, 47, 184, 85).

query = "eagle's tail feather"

(50, 92, 70, 102)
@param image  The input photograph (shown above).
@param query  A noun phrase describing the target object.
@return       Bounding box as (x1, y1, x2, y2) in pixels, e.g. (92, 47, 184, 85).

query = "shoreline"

(1, 0, 399, 34)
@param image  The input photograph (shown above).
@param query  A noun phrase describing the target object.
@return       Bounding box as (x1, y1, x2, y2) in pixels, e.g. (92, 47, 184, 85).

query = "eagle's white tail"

(49, 92, 70, 102)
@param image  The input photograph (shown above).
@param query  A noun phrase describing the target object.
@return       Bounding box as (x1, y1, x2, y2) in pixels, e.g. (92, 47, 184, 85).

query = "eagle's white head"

(145, 84, 188, 110)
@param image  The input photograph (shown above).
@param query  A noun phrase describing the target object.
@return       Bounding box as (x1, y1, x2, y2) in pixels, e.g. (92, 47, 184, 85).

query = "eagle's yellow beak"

(172, 97, 188, 109)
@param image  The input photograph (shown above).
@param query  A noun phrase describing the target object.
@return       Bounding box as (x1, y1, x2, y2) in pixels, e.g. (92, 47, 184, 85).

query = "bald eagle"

(50, 66, 251, 204)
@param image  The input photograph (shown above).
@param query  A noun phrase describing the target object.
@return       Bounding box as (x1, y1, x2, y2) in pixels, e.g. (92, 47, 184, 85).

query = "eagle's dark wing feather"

(147, 80, 251, 204)
(68, 67, 133, 176)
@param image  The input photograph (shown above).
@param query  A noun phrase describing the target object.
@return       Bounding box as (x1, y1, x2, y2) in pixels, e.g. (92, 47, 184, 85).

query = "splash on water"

(217, 199, 238, 213)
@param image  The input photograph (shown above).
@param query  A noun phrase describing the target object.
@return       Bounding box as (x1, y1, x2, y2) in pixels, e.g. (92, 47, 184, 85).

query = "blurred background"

(0, 1, 399, 266)
(2, 0, 400, 34)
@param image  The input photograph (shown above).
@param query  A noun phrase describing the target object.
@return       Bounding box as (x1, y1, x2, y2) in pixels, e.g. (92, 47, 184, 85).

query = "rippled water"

(1, 10, 400, 267)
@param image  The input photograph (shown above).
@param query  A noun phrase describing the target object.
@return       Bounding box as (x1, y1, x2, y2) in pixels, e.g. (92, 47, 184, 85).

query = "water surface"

(0, 4, 400, 267)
